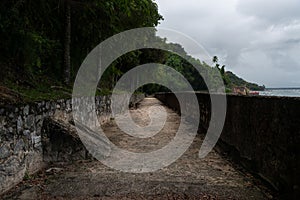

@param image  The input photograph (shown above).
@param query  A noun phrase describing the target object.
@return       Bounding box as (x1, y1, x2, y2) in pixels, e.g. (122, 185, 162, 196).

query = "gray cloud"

(236, 0, 300, 23)
(156, 0, 300, 87)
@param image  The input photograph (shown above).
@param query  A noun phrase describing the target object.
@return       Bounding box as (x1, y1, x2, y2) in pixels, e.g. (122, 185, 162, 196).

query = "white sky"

(155, 0, 300, 87)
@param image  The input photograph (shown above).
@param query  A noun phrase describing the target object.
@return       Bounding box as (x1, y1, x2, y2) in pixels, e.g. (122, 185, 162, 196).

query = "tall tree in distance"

(64, 0, 71, 85)
(212, 55, 220, 69)
(212, 56, 218, 64)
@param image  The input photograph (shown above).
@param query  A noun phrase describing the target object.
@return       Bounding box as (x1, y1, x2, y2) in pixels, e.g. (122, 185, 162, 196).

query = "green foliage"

(0, 0, 162, 100)
(4, 76, 71, 102)
(208, 56, 232, 90)
(0, 0, 264, 101)
(226, 71, 265, 91)
(212, 56, 218, 64)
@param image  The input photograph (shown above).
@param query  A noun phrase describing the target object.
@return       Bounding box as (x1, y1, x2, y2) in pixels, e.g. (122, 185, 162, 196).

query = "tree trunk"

(64, 2, 71, 85)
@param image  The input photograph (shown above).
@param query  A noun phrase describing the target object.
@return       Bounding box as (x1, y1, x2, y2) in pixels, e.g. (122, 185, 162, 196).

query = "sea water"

(259, 89, 300, 97)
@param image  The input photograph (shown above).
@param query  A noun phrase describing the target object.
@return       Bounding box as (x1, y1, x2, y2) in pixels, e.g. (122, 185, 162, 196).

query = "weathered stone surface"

(16, 116, 23, 133)
(7, 127, 13, 133)
(14, 139, 25, 154)
(0, 144, 10, 159)
(0, 94, 145, 195)
(42, 118, 92, 162)
(0, 167, 26, 195)
(22, 130, 30, 139)
(32, 135, 42, 149)
(0, 128, 12, 141)
(24, 114, 35, 129)
(0, 116, 6, 126)
(25, 151, 44, 174)
(23, 105, 29, 116)
(0, 156, 24, 175)
(155, 92, 300, 198)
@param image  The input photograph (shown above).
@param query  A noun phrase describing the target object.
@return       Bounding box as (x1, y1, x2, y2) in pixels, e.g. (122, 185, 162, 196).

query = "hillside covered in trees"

(0, 0, 264, 103)
(225, 71, 265, 91)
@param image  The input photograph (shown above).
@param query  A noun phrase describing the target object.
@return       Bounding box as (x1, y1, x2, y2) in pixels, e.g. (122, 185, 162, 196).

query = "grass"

(0, 64, 142, 104)
(1, 72, 72, 104)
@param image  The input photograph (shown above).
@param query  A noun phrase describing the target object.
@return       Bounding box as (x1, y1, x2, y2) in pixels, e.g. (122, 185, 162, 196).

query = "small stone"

(14, 139, 25, 153)
(25, 115, 35, 129)
(17, 116, 23, 132)
(0, 108, 5, 115)
(23, 130, 31, 138)
(0, 145, 11, 159)
(0, 116, 6, 126)
(8, 127, 14, 133)
(45, 102, 50, 110)
(32, 135, 41, 148)
(30, 106, 36, 114)
(23, 105, 30, 116)
(8, 113, 14, 118)
(35, 115, 42, 123)
(0, 156, 23, 174)
(51, 102, 56, 110)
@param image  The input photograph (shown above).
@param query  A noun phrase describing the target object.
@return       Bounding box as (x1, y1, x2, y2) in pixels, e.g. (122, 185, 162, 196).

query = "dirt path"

(2, 98, 273, 199)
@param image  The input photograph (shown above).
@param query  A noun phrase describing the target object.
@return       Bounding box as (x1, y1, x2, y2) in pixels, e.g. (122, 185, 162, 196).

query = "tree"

(212, 56, 218, 65)
(64, 0, 71, 85)
(220, 65, 225, 75)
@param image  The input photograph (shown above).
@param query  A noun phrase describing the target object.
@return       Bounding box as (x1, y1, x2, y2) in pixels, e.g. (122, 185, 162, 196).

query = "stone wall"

(0, 94, 144, 194)
(155, 92, 300, 197)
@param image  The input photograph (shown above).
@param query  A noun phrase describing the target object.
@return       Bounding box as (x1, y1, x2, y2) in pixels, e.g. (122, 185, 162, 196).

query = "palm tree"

(212, 56, 218, 64)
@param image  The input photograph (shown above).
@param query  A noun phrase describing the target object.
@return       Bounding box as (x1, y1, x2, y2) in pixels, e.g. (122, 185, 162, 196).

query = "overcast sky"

(155, 0, 300, 87)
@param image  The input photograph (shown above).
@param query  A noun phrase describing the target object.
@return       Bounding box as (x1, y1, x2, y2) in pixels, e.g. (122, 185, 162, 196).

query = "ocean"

(259, 88, 300, 97)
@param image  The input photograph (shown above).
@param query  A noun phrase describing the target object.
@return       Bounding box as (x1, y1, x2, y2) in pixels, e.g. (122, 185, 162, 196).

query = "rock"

(24, 115, 35, 129)
(23, 130, 31, 139)
(46, 167, 63, 173)
(0, 156, 23, 175)
(18, 186, 41, 200)
(8, 127, 13, 133)
(14, 139, 25, 153)
(0, 116, 6, 126)
(0, 167, 26, 195)
(51, 102, 56, 110)
(32, 135, 41, 148)
(17, 116, 23, 132)
(45, 102, 50, 109)
(0, 144, 11, 159)
(8, 112, 14, 118)
(23, 105, 29, 116)
(25, 151, 43, 174)
(0, 128, 12, 141)
(0, 108, 5, 115)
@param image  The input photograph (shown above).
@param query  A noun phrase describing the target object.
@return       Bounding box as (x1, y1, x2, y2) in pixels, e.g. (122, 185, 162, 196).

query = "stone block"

(0, 144, 11, 159)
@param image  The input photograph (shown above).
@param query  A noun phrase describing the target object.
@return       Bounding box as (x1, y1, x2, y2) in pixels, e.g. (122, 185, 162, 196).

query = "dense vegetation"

(225, 71, 265, 91)
(0, 0, 264, 103)
(0, 0, 162, 101)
